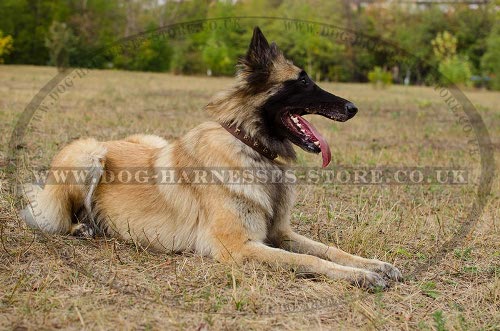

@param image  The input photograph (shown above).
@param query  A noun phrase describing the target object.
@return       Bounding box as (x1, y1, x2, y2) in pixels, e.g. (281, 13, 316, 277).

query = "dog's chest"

(224, 170, 294, 240)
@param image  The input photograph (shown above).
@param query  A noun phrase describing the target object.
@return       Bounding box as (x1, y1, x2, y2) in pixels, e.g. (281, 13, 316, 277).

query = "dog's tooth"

(292, 117, 299, 124)
(314, 141, 320, 146)
(296, 123, 302, 128)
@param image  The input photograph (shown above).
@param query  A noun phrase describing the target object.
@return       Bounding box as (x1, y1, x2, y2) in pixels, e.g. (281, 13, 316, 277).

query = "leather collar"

(221, 123, 278, 160)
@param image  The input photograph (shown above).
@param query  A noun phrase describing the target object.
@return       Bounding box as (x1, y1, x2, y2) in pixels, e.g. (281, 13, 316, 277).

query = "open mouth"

(282, 112, 332, 168)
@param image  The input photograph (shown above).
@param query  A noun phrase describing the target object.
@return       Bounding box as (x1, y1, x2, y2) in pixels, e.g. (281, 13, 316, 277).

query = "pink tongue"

(297, 116, 331, 168)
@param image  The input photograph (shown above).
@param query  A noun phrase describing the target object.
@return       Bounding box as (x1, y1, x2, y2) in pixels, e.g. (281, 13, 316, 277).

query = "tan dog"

(22, 27, 402, 289)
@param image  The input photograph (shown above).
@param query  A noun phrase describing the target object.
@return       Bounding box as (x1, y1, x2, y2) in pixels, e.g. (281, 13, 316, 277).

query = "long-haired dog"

(22, 27, 402, 289)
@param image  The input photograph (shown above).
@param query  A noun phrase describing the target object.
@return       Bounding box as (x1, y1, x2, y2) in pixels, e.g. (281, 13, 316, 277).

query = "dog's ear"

(245, 27, 271, 65)
(238, 27, 282, 88)
(242, 27, 281, 68)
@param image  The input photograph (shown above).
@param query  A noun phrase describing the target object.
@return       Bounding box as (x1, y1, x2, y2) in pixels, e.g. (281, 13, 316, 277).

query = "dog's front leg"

(215, 239, 388, 289)
(271, 230, 402, 282)
(208, 204, 388, 289)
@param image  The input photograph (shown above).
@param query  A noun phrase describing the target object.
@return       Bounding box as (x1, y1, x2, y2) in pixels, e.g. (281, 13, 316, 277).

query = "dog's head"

(209, 27, 357, 167)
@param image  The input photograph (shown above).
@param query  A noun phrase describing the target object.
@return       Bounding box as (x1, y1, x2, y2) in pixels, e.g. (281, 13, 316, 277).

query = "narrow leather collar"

(221, 123, 278, 160)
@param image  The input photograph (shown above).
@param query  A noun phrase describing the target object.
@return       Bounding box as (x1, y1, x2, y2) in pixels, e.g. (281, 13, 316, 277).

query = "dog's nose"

(345, 102, 358, 117)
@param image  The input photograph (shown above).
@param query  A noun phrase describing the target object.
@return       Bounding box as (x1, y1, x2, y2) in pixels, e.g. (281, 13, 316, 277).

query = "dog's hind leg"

(21, 138, 107, 235)
(70, 223, 96, 237)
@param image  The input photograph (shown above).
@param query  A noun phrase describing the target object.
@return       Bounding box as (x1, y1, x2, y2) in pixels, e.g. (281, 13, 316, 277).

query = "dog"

(22, 27, 402, 289)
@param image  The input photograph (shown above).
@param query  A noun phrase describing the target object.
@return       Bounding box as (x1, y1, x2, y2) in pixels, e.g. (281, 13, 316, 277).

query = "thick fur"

(22, 28, 402, 289)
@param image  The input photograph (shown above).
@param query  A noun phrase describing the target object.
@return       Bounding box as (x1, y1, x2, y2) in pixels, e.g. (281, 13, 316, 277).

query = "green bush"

(481, 22, 500, 90)
(112, 27, 173, 72)
(170, 42, 206, 75)
(368, 66, 392, 88)
(431, 31, 472, 87)
(45, 21, 75, 72)
(0, 30, 13, 64)
(202, 37, 233, 76)
(438, 55, 472, 87)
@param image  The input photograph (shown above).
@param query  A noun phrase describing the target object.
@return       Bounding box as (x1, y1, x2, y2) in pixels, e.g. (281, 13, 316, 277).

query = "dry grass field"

(0, 65, 499, 330)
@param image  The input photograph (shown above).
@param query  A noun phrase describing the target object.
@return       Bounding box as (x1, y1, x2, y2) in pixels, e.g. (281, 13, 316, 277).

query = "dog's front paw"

(351, 271, 387, 290)
(369, 261, 403, 281)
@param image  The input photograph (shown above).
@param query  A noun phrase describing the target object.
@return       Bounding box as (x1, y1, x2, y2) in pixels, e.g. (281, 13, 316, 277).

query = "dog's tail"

(21, 138, 107, 234)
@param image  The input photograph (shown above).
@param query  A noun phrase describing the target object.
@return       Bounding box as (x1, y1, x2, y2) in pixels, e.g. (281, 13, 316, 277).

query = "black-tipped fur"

(237, 27, 283, 93)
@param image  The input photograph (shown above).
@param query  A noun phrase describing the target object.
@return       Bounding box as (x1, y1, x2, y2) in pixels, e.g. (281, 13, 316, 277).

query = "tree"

(431, 31, 472, 87)
(0, 0, 495, 85)
(0, 30, 13, 63)
(113, 22, 173, 72)
(45, 21, 75, 71)
(268, 0, 345, 81)
(454, 4, 495, 75)
(368, 66, 392, 88)
(481, 20, 500, 90)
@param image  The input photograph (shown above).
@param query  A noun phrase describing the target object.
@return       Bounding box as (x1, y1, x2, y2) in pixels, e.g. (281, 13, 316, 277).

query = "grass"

(1, 65, 499, 330)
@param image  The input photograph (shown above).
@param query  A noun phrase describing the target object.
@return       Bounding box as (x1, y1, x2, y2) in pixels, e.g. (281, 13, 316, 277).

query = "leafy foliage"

(0, 30, 13, 64)
(0, 0, 496, 88)
(45, 21, 75, 71)
(367, 66, 392, 88)
(438, 56, 472, 87)
(481, 20, 500, 90)
(113, 23, 173, 72)
(432, 31, 472, 87)
(432, 31, 457, 61)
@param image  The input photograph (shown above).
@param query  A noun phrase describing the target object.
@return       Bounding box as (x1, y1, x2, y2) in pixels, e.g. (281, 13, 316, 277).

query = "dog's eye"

(300, 78, 308, 86)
